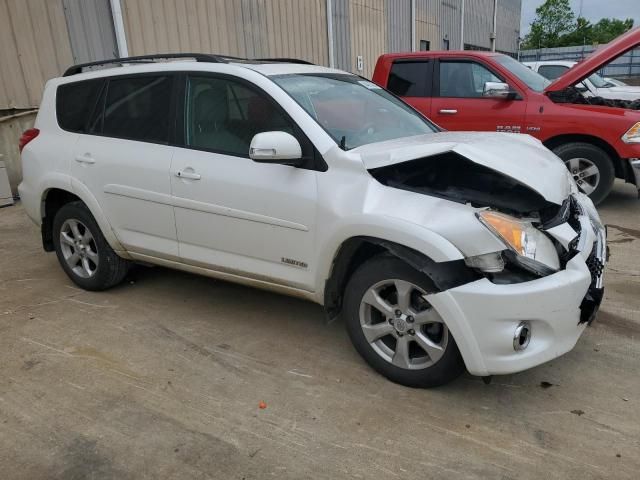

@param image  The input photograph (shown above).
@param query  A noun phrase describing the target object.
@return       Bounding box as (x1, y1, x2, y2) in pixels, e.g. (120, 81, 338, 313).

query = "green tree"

(589, 18, 634, 45)
(522, 0, 575, 49)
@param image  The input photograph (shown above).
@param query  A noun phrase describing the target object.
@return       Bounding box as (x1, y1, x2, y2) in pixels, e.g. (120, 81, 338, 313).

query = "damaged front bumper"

(630, 158, 640, 197)
(425, 194, 606, 377)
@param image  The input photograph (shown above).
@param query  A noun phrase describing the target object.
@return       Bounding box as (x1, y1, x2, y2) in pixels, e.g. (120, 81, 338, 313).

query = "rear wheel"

(52, 202, 129, 291)
(552, 142, 615, 205)
(343, 256, 465, 388)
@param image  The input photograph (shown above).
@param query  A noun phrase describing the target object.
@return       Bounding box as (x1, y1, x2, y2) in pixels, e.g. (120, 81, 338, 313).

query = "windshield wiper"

(339, 135, 347, 149)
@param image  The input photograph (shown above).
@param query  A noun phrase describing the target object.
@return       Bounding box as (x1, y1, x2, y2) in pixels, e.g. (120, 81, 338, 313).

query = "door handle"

(438, 109, 458, 115)
(175, 170, 201, 180)
(75, 154, 96, 164)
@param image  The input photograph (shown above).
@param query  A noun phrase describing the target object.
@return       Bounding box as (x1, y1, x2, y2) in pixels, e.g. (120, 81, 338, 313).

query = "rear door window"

(101, 75, 173, 144)
(387, 61, 429, 97)
(56, 79, 104, 133)
(537, 65, 570, 80)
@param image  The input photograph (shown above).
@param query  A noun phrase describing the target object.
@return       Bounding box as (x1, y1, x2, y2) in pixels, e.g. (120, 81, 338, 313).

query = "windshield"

(272, 74, 437, 150)
(588, 72, 611, 88)
(494, 55, 551, 92)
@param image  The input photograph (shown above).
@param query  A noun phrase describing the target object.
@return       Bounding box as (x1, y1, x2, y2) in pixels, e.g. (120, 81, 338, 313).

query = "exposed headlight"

(622, 122, 640, 144)
(477, 211, 559, 275)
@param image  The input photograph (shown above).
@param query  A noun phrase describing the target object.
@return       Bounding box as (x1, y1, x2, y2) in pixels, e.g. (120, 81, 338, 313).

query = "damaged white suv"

(19, 54, 607, 387)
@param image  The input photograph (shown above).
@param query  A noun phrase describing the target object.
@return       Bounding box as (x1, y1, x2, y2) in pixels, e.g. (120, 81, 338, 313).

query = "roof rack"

(62, 53, 234, 76)
(63, 53, 316, 76)
(253, 57, 315, 65)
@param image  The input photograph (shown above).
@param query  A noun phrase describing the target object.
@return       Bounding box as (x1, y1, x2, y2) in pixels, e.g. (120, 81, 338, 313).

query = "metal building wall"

(349, 0, 386, 78)
(120, 0, 328, 65)
(331, 0, 351, 71)
(0, 0, 74, 109)
(414, 0, 440, 51)
(62, 0, 119, 63)
(464, 0, 521, 53)
(386, 0, 411, 53)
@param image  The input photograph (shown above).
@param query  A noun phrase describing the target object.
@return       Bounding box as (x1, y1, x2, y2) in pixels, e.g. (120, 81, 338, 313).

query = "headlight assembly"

(622, 122, 640, 144)
(477, 211, 560, 276)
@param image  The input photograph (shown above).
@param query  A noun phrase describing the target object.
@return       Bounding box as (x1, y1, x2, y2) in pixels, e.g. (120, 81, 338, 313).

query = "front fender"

(315, 215, 464, 302)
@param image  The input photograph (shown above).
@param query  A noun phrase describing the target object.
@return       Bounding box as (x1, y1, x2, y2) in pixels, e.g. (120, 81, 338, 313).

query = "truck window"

(387, 61, 429, 97)
(439, 61, 501, 98)
(538, 65, 570, 80)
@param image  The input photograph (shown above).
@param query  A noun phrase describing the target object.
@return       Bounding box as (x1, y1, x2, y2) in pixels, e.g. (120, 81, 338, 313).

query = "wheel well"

(543, 134, 625, 179)
(323, 237, 478, 320)
(41, 189, 81, 251)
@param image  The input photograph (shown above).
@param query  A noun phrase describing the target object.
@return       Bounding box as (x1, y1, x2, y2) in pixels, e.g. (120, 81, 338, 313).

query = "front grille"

(586, 251, 604, 287)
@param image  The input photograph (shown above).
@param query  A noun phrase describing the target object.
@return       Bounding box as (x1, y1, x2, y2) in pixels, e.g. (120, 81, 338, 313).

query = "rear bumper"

(427, 194, 606, 377)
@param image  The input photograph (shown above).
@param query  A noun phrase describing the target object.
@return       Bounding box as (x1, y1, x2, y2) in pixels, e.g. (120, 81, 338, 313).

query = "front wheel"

(343, 256, 465, 388)
(552, 142, 615, 205)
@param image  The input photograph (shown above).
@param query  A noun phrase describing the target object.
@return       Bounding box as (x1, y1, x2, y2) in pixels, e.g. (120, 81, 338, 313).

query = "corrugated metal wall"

(386, 0, 411, 53)
(0, 0, 523, 110)
(0, 0, 73, 109)
(349, 0, 386, 78)
(62, 0, 119, 63)
(121, 0, 328, 65)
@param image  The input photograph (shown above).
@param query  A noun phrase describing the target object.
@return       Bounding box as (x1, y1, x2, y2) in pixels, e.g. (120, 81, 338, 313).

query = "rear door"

(430, 58, 527, 133)
(385, 59, 433, 118)
(71, 74, 179, 259)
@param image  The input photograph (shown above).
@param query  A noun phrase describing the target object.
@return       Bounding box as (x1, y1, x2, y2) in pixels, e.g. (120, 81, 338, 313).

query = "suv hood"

(354, 131, 570, 206)
(545, 27, 640, 93)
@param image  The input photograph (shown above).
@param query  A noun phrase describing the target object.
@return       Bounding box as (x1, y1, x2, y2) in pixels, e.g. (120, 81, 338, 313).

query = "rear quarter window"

(56, 79, 103, 133)
(387, 61, 429, 97)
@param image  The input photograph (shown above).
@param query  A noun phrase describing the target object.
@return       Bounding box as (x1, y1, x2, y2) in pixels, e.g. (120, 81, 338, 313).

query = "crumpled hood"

(353, 131, 570, 205)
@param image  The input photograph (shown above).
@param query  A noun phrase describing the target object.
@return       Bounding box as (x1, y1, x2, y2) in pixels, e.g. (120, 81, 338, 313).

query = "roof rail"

(253, 57, 315, 65)
(62, 53, 230, 76)
(62, 53, 317, 77)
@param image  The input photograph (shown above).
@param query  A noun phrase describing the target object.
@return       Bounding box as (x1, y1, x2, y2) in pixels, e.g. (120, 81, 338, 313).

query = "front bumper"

(630, 158, 640, 197)
(427, 194, 606, 376)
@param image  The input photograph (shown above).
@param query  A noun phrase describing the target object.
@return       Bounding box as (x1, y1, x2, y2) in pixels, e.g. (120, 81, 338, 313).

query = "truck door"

(431, 58, 526, 134)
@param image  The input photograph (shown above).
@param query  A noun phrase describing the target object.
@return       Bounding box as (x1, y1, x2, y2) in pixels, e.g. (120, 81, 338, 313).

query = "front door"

(170, 74, 318, 291)
(72, 74, 179, 259)
(431, 58, 527, 134)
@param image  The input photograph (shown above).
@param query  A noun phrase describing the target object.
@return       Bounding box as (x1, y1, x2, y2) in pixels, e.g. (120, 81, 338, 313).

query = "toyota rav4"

(18, 54, 606, 387)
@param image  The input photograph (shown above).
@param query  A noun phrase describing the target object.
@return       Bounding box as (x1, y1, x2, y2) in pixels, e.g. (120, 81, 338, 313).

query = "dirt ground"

(1, 181, 638, 480)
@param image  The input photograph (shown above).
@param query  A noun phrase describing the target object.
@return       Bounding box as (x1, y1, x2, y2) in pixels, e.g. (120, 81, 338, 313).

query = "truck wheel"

(343, 256, 465, 388)
(52, 201, 130, 291)
(552, 142, 615, 205)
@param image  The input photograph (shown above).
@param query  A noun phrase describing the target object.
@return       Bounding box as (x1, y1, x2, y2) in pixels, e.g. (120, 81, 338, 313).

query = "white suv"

(19, 54, 607, 387)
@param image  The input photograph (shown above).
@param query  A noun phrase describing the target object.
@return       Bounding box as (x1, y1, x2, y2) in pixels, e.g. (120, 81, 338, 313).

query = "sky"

(520, 0, 640, 35)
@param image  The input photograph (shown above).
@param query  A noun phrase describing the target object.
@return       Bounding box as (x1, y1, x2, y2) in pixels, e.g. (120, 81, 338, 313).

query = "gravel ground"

(0, 180, 638, 479)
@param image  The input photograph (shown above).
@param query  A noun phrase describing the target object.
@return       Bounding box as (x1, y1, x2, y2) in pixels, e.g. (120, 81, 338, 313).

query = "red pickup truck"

(373, 28, 640, 204)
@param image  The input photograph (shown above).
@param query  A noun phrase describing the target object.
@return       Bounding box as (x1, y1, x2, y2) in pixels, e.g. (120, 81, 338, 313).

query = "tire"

(552, 142, 615, 205)
(52, 201, 130, 291)
(343, 256, 465, 388)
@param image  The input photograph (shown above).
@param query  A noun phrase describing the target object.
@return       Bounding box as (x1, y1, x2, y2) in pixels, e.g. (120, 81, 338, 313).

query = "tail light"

(19, 128, 40, 153)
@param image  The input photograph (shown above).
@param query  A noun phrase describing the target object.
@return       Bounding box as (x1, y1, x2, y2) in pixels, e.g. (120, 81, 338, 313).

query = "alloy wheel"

(358, 279, 448, 370)
(59, 218, 99, 278)
(565, 157, 600, 196)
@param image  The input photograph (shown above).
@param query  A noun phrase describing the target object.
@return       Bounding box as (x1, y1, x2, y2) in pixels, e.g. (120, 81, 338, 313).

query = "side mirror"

(483, 81, 516, 99)
(249, 131, 303, 166)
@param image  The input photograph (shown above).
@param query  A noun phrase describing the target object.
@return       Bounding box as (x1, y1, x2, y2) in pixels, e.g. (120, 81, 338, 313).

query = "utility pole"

(490, 0, 498, 52)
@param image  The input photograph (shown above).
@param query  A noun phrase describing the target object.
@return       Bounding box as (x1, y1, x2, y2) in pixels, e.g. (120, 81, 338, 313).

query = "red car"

(373, 28, 640, 204)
